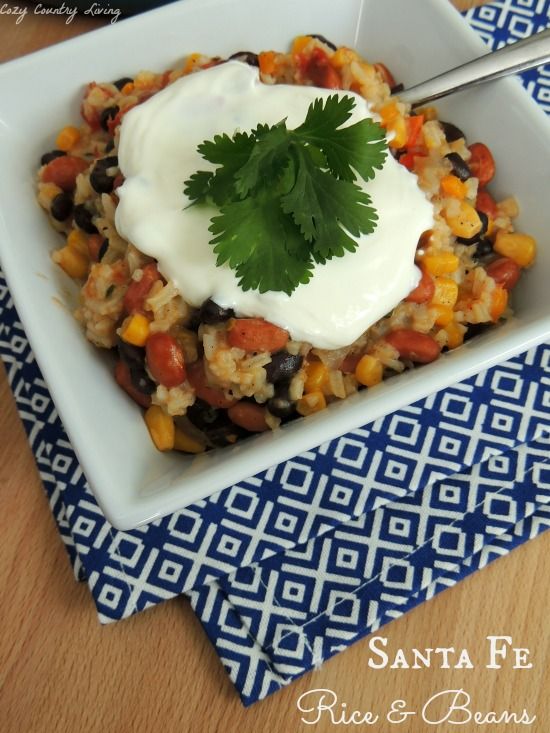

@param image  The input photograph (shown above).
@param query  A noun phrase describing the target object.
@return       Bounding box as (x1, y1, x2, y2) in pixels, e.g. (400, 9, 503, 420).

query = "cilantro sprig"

(184, 95, 388, 295)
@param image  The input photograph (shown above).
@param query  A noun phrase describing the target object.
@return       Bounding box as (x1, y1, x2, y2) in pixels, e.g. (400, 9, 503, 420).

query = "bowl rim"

(1, 0, 549, 529)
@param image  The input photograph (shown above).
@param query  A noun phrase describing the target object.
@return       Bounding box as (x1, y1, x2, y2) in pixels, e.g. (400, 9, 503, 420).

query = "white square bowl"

(0, 0, 549, 529)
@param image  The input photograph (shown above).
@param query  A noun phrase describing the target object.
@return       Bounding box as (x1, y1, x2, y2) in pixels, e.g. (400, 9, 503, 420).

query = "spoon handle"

(399, 27, 550, 106)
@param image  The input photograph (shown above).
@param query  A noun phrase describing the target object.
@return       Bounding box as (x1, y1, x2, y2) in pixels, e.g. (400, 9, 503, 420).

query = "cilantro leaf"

(183, 170, 213, 203)
(294, 95, 388, 182)
(234, 123, 291, 198)
(282, 146, 378, 261)
(209, 194, 313, 295)
(196, 131, 257, 205)
(183, 93, 388, 295)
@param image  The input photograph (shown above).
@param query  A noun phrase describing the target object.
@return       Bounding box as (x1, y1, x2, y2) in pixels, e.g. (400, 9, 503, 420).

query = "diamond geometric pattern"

(0, 0, 549, 707)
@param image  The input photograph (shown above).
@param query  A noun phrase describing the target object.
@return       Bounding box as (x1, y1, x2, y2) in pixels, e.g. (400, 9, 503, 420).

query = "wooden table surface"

(1, 2, 548, 732)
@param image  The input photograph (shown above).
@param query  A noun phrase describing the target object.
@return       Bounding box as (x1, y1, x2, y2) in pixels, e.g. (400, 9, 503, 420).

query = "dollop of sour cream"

(116, 61, 433, 349)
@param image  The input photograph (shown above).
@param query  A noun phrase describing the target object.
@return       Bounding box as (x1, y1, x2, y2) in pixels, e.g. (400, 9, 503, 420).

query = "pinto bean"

(146, 332, 186, 387)
(227, 402, 270, 432)
(385, 329, 441, 363)
(405, 269, 435, 304)
(187, 360, 236, 409)
(486, 257, 521, 291)
(227, 318, 289, 353)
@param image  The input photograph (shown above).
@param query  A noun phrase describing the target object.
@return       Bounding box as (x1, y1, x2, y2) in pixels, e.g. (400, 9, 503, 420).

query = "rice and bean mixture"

(36, 35, 537, 453)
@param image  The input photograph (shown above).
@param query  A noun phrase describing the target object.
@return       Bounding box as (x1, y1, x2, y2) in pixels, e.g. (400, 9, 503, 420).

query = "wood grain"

(0, 3, 548, 731)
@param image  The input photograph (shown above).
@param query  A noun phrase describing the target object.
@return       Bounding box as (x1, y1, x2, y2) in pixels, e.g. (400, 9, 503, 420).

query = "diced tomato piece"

(340, 353, 362, 374)
(123, 263, 160, 314)
(227, 318, 289, 353)
(42, 156, 89, 192)
(468, 143, 495, 187)
(399, 152, 416, 171)
(304, 48, 341, 89)
(87, 234, 104, 262)
(405, 115, 424, 148)
(107, 103, 136, 135)
(187, 360, 237, 409)
(114, 360, 151, 408)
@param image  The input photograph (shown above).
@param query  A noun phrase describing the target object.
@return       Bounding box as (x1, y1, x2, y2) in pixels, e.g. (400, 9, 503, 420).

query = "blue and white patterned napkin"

(0, 0, 549, 707)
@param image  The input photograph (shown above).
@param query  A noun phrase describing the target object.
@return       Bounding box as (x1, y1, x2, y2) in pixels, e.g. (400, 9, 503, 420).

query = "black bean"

(186, 399, 220, 428)
(267, 381, 297, 420)
(129, 368, 156, 395)
(440, 121, 465, 142)
(101, 155, 119, 168)
(390, 82, 404, 95)
(40, 149, 66, 166)
(90, 156, 118, 194)
(474, 238, 494, 259)
(113, 76, 133, 90)
(445, 152, 471, 182)
(464, 323, 490, 342)
(267, 395, 295, 419)
(199, 298, 235, 325)
(457, 211, 488, 244)
(186, 399, 245, 446)
(206, 423, 246, 447)
(264, 351, 302, 384)
(228, 51, 259, 67)
(97, 238, 109, 261)
(73, 203, 98, 234)
(90, 169, 114, 193)
(100, 105, 119, 132)
(117, 339, 155, 395)
(117, 338, 144, 368)
(104, 138, 115, 153)
(50, 192, 73, 221)
(307, 33, 337, 50)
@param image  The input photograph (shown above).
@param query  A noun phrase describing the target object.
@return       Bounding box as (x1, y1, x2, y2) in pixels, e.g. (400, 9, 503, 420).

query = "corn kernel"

(388, 116, 408, 149)
(144, 405, 175, 451)
(258, 51, 277, 76)
(445, 201, 482, 239)
(292, 35, 312, 55)
(304, 361, 329, 393)
(494, 231, 536, 268)
(67, 229, 89, 256)
(422, 252, 460, 277)
(440, 174, 467, 200)
(490, 285, 508, 321)
(174, 428, 205, 454)
(445, 322, 465, 350)
(134, 71, 156, 89)
(53, 245, 89, 279)
(431, 304, 454, 327)
(379, 101, 399, 126)
(432, 277, 458, 307)
(120, 313, 150, 347)
(331, 46, 359, 68)
(297, 391, 327, 416)
(416, 106, 438, 121)
(354, 355, 383, 387)
(55, 125, 80, 152)
(121, 81, 134, 95)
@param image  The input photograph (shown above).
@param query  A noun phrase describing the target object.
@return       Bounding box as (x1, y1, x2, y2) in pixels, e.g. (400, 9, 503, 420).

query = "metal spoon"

(399, 27, 550, 107)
